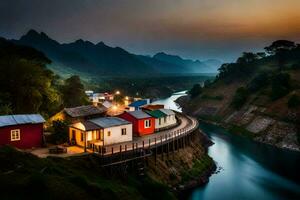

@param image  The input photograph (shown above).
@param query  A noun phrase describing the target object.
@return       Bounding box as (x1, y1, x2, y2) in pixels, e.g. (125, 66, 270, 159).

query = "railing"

(96, 115, 199, 157)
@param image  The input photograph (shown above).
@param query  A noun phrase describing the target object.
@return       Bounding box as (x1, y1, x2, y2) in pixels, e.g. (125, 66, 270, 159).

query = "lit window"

(145, 120, 151, 128)
(11, 129, 20, 141)
(121, 128, 126, 135)
(107, 131, 111, 137)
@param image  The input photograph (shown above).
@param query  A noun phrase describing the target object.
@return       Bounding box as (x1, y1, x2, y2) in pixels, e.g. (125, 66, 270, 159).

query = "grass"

(0, 146, 175, 200)
(181, 154, 214, 183)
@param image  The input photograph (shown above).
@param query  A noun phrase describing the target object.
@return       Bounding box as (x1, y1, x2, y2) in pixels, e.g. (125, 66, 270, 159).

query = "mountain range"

(12, 30, 222, 76)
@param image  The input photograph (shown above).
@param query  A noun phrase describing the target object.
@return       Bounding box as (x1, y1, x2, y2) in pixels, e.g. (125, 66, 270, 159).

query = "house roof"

(142, 104, 164, 111)
(71, 121, 101, 131)
(145, 110, 167, 118)
(126, 110, 152, 119)
(0, 114, 45, 128)
(89, 117, 131, 128)
(128, 100, 148, 108)
(159, 109, 175, 116)
(64, 105, 107, 118)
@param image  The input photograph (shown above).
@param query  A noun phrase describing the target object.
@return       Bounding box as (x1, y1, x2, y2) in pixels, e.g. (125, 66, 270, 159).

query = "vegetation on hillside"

(0, 146, 175, 200)
(0, 38, 89, 117)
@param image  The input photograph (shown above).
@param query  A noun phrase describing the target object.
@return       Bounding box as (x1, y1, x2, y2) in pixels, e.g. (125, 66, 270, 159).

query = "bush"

(231, 87, 249, 109)
(288, 94, 300, 108)
(189, 84, 202, 98)
(49, 120, 69, 144)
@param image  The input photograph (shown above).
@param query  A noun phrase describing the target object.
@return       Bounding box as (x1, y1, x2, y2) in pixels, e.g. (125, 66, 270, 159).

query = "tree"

(264, 40, 296, 55)
(236, 52, 259, 64)
(61, 75, 89, 107)
(189, 84, 202, 98)
(265, 40, 297, 70)
(49, 120, 69, 144)
(0, 38, 62, 115)
(288, 94, 300, 108)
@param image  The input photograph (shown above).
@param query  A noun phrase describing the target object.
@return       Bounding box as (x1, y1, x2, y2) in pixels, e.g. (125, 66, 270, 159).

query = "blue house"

(128, 99, 150, 111)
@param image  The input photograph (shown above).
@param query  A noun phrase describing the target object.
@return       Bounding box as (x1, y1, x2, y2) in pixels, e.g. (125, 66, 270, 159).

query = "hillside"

(179, 40, 300, 151)
(12, 30, 221, 76)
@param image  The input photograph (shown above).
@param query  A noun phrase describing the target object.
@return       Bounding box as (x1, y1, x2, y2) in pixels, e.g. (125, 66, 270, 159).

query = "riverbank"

(176, 95, 300, 152)
(146, 129, 216, 198)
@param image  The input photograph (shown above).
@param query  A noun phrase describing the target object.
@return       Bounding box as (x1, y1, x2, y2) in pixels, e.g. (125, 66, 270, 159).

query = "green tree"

(264, 40, 296, 70)
(189, 84, 202, 98)
(0, 38, 62, 115)
(61, 75, 89, 107)
(49, 120, 69, 144)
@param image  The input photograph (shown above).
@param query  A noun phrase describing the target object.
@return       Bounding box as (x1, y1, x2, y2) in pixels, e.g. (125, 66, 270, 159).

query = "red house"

(0, 114, 45, 149)
(119, 110, 155, 136)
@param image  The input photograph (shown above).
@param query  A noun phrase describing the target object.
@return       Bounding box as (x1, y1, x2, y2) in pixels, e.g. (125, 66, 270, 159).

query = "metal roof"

(64, 105, 107, 118)
(126, 110, 152, 119)
(89, 117, 131, 128)
(129, 100, 148, 108)
(159, 109, 175, 116)
(145, 110, 167, 118)
(0, 114, 45, 128)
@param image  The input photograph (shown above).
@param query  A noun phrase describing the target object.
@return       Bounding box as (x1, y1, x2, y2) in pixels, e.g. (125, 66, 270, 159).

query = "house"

(119, 110, 155, 136)
(0, 114, 45, 149)
(159, 109, 177, 127)
(102, 100, 112, 109)
(49, 105, 107, 124)
(85, 91, 114, 106)
(128, 99, 150, 111)
(69, 117, 132, 151)
(144, 110, 168, 131)
(141, 104, 165, 111)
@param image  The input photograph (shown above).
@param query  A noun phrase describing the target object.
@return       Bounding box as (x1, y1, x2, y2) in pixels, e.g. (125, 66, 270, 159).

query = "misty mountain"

(13, 30, 154, 76)
(12, 30, 221, 76)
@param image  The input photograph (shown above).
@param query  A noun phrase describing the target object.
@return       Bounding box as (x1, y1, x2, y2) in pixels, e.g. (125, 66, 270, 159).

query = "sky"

(0, 0, 300, 62)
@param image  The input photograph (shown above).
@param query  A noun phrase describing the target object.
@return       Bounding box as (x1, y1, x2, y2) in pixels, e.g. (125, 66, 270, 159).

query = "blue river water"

(190, 123, 300, 200)
(154, 92, 300, 200)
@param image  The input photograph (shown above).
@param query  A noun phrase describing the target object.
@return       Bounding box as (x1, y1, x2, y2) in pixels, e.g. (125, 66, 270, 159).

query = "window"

(144, 120, 151, 128)
(159, 118, 161, 125)
(121, 128, 127, 135)
(164, 116, 167, 123)
(107, 131, 111, 137)
(80, 132, 84, 142)
(11, 129, 20, 141)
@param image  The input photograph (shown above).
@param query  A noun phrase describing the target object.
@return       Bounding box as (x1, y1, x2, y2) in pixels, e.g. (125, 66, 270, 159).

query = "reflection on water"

(191, 123, 300, 200)
(152, 90, 187, 112)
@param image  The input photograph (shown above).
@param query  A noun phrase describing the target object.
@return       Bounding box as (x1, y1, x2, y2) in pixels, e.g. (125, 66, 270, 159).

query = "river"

(154, 92, 300, 200)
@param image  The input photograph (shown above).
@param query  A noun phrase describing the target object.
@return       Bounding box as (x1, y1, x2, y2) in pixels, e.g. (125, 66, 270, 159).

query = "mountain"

(149, 52, 221, 73)
(13, 30, 155, 76)
(12, 30, 221, 76)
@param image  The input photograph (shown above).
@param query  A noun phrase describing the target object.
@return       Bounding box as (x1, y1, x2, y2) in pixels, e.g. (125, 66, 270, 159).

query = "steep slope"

(180, 41, 300, 151)
(13, 30, 155, 76)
